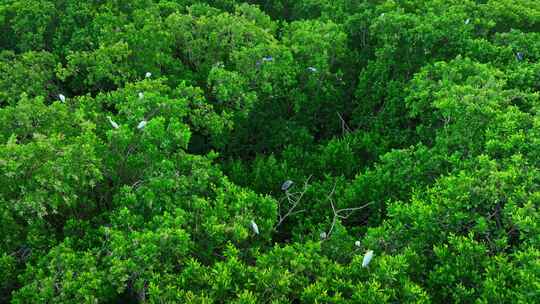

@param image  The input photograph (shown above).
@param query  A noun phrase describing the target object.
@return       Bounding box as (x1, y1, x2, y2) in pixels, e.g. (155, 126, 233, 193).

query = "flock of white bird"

(68, 72, 153, 131)
(58, 74, 151, 131)
(106, 111, 147, 131)
(249, 179, 375, 268)
(62, 72, 375, 269)
(250, 217, 374, 267)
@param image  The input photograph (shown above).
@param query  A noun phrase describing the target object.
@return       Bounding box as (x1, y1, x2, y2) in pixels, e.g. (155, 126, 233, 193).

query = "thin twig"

(337, 112, 352, 135)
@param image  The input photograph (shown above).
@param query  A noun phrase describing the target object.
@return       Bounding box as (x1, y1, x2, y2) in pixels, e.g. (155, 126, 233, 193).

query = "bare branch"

(289, 209, 306, 217)
(274, 175, 312, 230)
(323, 180, 374, 240)
(325, 181, 339, 238)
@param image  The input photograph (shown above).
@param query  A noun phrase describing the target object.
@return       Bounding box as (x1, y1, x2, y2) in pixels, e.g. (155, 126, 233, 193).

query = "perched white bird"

(320, 231, 327, 240)
(145, 72, 152, 78)
(137, 120, 148, 130)
(138, 92, 144, 99)
(355, 240, 361, 247)
(58, 94, 66, 103)
(250, 220, 259, 235)
(107, 116, 119, 129)
(362, 250, 374, 268)
(464, 18, 471, 25)
(307, 67, 318, 73)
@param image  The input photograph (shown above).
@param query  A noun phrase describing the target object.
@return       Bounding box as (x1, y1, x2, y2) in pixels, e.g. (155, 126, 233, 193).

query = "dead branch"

(274, 175, 312, 230)
(324, 181, 374, 239)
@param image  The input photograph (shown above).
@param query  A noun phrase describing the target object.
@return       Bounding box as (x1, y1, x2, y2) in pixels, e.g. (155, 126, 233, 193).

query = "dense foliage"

(1, 0, 539, 302)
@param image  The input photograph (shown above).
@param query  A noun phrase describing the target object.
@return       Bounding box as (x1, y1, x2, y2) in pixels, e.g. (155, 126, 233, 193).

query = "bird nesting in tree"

(107, 116, 119, 129)
(250, 220, 259, 235)
(362, 250, 374, 268)
(281, 180, 294, 191)
(137, 120, 147, 130)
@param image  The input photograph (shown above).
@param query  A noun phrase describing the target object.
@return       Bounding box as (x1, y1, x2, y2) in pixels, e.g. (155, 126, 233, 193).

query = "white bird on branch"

(137, 119, 147, 130)
(107, 116, 119, 129)
(250, 220, 259, 235)
(362, 250, 374, 268)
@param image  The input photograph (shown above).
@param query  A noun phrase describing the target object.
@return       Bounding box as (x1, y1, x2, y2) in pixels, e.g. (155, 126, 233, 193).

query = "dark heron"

(281, 180, 294, 191)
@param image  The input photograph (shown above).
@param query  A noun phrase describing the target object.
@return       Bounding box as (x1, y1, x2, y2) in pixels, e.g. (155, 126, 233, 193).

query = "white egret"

(307, 67, 317, 73)
(362, 250, 374, 268)
(355, 240, 361, 247)
(138, 92, 144, 99)
(465, 18, 470, 25)
(145, 72, 152, 78)
(320, 231, 327, 240)
(250, 220, 259, 235)
(58, 94, 66, 103)
(107, 116, 119, 129)
(137, 119, 147, 130)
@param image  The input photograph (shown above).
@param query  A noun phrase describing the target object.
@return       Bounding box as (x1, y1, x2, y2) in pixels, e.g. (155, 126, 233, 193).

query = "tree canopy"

(1, 0, 539, 303)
